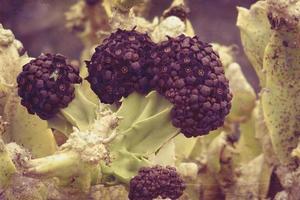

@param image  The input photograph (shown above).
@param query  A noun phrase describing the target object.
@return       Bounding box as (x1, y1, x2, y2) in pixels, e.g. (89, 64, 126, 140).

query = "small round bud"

(164, 5, 189, 21)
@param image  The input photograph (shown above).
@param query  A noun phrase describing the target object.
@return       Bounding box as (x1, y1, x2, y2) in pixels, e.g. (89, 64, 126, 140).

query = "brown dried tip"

(17, 53, 82, 120)
(86, 28, 156, 104)
(152, 34, 232, 137)
(128, 165, 185, 200)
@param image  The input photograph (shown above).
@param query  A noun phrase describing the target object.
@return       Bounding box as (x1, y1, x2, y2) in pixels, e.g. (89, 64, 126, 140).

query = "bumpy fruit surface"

(17, 53, 82, 119)
(128, 165, 185, 200)
(86, 29, 156, 104)
(152, 35, 232, 137)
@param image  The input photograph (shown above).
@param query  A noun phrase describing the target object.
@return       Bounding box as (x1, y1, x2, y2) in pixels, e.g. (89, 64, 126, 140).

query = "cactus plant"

(1, 0, 300, 199)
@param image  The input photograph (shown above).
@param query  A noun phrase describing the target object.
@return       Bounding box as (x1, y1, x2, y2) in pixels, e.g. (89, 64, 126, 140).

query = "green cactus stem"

(261, 1, 300, 166)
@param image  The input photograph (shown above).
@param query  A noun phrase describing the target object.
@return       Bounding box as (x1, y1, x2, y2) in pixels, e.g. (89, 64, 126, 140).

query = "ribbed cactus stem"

(261, 0, 300, 166)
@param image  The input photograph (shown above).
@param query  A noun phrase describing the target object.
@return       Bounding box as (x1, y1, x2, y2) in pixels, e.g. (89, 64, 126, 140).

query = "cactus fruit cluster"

(17, 53, 82, 120)
(129, 165, 185, 200)
(153, 35, 232, 137)
(86, 29, 156, 104)
(0, 0, 300, 199)
(87, 29, 232, 137)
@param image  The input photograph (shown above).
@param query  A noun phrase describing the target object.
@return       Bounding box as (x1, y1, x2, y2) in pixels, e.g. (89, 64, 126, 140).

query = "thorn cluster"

(128, 165, 185, 200)
(17, 53, 82, 119)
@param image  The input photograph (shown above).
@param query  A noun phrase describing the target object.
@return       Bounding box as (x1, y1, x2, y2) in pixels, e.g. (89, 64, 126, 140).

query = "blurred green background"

(0, 0, 259, 90)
